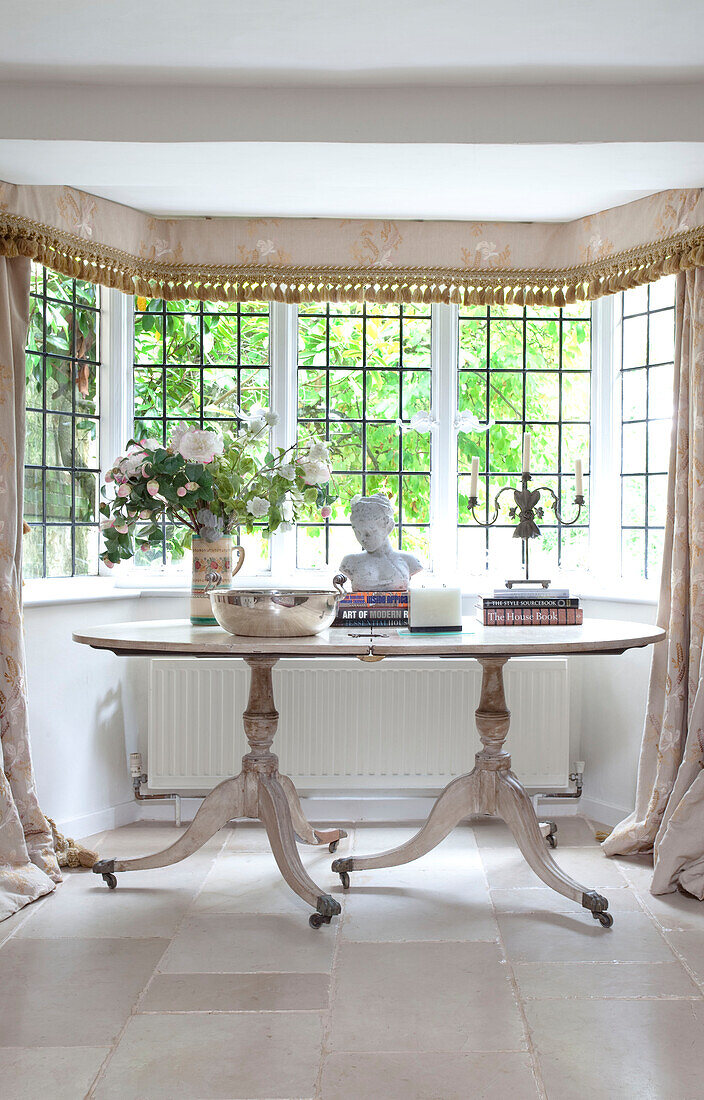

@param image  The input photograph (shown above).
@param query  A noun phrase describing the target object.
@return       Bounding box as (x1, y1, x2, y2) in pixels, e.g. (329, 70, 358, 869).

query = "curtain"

(603, 268, 704, 898)
(0, 255, 60, 921)
(1, 181, 704, 307)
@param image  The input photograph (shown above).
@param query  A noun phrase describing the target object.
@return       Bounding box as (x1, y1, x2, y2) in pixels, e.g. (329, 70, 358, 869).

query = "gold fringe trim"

(2, 210, 704, 306)
(47, 816, 99, 870)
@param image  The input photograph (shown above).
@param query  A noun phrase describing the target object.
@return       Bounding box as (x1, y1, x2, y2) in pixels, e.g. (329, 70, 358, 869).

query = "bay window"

(24, 264, 101, 578)
(22, 268, 677, 591)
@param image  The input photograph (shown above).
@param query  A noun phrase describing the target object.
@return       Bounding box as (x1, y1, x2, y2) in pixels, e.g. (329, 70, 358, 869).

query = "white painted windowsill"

(22, 574, 660, 610)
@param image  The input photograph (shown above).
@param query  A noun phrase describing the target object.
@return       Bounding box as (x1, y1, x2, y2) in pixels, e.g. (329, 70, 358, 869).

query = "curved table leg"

(497, 772, 611, 924)
(259, 775, 341, 928)
(93, 774, 244, 887)
(93, 657, 345, 926)
(278, 773, 348, 852)
(332, 771, 478, 885)
(332, 656, 612, 927)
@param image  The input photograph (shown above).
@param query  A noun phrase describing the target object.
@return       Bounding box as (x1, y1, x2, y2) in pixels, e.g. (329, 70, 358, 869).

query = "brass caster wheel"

(329, 839, 340, 854)
(339, 870, 350, 890)
(309, 912, 332, 930)
(593, 910, 614, 928)
(93, 859, 117, 890)
(546, 833, 557, 849)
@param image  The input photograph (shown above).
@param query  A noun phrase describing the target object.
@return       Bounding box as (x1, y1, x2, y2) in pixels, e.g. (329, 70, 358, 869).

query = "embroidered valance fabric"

(1, 181, 704, 306)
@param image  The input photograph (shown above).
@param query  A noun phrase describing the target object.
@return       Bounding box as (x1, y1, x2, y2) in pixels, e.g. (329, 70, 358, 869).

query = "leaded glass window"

(620, 276, 676, 580)
(132, 297, 271, 568)
(296, 302, 432, 568)
(457, 301, 591, 577)
(24, 264, 101, 578)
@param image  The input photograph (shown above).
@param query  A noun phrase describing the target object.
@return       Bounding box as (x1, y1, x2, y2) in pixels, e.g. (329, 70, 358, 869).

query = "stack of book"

(476, 587, 583, 626)
(333, 590, 408, 628)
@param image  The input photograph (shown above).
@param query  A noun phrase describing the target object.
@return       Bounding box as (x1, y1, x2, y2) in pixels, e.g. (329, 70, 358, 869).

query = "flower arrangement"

(99, 407, 336, 568)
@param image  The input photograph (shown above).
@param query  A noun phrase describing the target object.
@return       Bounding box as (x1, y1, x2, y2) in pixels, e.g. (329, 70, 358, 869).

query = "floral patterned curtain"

(0, 255, 60, 921)
(603, 268, 704, 898)
(1, 181, 704, 307)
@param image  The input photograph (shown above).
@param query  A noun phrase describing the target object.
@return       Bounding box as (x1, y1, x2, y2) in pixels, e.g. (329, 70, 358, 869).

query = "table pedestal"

(332, 656, 613, 928)
(93, 657, 346, 929)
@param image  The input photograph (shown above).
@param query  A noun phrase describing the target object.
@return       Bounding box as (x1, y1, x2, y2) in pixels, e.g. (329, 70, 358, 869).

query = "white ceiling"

(3, 140, 704, 222)
(2, 0, 704, 85)
(2, 1, 704, 222)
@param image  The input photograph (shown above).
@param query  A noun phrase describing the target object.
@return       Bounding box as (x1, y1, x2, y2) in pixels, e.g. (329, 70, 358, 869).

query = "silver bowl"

(208, 574, 348, 637)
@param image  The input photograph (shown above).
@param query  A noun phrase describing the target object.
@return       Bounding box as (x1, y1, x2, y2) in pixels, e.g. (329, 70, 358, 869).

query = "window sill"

(22, 573, 660, 610)
(23, 577, 142, 609)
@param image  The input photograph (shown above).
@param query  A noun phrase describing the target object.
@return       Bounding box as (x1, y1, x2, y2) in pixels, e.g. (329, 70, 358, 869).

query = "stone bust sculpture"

(339, 493, 423, 591)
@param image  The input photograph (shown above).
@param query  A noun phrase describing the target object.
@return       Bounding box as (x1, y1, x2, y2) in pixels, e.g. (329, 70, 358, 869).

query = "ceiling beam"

(2, 81, 704, 145)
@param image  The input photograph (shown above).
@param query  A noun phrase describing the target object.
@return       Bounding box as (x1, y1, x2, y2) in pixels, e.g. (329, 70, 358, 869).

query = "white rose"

(178, 429, 224, 464)
(280, 463, 296, 482)
(247, 417, 267, 438)
(300, 459, 330, 485)
(307, 441, 330, 463)
(169, 423, 189, 450)
(281, 498, 293, 522)
(247, 496, 270, 518)
(264, 410, 279, 426)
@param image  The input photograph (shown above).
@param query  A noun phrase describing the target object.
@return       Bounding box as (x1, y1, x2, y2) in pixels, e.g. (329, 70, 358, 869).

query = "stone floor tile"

(0, 1046, 109, 1100)
(160, 913, 336, 973)
(94, 1011, 324, 1099)
(479, 845, 629, 890)
(490, 885, 641, 916)
(514, 960, 702, 1000)
(95, 821, 227, 859)
(666, 930, 704, 986)
(225, 821, 354, 853)
(0, 900, 46, 948)
(0, 937, 168, 1046)
(636, 886, 704, 933)
(351, 824, 478, 858)
(141, 971, 329, 1012)
(320, 1051, 539, 1099)
(329, 941, 525, 1052)
(496, 911, 675, 964)
(473, 815, 597, 849)
(194, 850, 338, 916)
(525, 999, 704, 1100)
(341, 870, 498, 942)
(16, 872, 197, 939)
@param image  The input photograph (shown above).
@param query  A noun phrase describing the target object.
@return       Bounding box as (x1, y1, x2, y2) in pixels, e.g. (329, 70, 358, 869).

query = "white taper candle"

(469, 456, 479, 498)
(575, 458, 583, 496)
(522, 432, 531, 475)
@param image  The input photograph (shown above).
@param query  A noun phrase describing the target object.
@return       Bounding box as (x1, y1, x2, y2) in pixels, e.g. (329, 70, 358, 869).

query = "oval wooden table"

(74, 617, 665, 930)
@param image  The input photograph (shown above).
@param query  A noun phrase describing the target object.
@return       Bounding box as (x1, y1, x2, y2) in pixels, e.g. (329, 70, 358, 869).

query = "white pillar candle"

(469, 456, 479, 498)
(409, 584, 463, 632)
(522, 432, 531, 475)
(575, 459, 583, 496)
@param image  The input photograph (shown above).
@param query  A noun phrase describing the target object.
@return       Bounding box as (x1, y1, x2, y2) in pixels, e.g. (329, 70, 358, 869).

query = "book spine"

(478, 608, 583, 626)
(480, 598, 580, 609)
(334, 610, 409, 626)
(339, 592, 409, 608)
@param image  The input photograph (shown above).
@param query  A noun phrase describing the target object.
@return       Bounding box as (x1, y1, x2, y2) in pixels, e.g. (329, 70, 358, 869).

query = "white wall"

(24, 594, 182, 836)
(23, 593, 658, 835)
(574, 597, 658, 825)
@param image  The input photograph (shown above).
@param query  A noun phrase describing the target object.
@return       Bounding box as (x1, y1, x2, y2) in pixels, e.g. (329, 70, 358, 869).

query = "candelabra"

(467, 470, 585, 588)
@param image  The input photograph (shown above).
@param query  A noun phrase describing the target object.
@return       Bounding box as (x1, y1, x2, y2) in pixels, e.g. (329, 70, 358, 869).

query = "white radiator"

(148, 657, 569, 792)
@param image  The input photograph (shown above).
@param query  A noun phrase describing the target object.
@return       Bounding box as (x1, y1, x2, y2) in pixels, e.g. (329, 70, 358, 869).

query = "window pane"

(133, 298, 271, 571)
(619, 277, 675, 580)
(23, 264, 101, 577)
(458, 304, 591, 576)
(296, 303, 431, 568)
